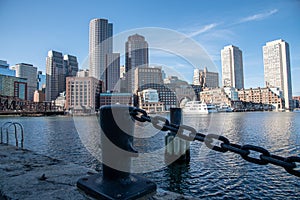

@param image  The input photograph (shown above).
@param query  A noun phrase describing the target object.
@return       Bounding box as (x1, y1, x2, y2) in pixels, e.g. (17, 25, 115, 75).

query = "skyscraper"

(89, 18, 113, 82)
(105, 53, 120, 92)
(12, 63, 37, 101)
(221, 45, 244, 89)
(64, 54, 79, 77)
(46, 50, 64, 101)
(46, 50, 78, 101)
(263, 39, 293, 110)
(125, 34, 149, 92)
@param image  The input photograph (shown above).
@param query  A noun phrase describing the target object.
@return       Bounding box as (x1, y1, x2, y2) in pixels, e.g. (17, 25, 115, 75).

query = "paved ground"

(0, 144, 194, 200)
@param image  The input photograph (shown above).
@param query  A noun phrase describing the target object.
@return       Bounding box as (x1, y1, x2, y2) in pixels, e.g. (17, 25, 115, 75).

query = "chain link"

(130, 107, 300, 178)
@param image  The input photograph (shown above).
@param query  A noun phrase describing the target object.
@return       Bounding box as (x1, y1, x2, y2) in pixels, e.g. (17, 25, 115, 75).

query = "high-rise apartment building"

(125, 34, 149, 92)
(193, 67, 219, 88)
(221, 45, 244, 89)
(12, 63, 37, 101)
(105, 53, 120, 92)
(89, 18, 113, 82)
(263, 39, 293, 110)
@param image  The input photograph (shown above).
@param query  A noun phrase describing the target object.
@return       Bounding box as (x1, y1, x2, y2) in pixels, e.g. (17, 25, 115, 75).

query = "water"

(1, 112, 299, 199)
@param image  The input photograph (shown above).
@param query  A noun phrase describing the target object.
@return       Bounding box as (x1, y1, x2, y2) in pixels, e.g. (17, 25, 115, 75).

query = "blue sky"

(0, 0, 299, 95)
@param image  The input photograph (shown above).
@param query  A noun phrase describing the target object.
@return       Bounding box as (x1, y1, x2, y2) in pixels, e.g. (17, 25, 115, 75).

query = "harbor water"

(1, 112, 299, 199)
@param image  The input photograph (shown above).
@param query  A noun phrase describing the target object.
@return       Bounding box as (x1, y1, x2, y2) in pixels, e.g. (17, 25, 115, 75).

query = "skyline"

(0, 0, 299, 95)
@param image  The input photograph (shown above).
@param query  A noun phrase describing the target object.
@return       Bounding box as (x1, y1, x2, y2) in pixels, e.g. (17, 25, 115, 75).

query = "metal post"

(77, 105, 156, 200)
(165, 108, 190, 164)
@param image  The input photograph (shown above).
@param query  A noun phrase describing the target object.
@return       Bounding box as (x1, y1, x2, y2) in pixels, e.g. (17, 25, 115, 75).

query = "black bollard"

(165, 108, 190, 164)
(77, 105, 156, 200)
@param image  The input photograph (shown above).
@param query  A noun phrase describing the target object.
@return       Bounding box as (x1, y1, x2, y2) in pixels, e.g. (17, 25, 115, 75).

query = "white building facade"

(263, 39, 293, 110)
(221, 45, 244, 89)
(89, 18, 113, 81)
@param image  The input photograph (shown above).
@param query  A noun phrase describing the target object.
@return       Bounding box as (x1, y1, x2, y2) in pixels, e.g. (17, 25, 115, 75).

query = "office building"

(77, 69, 89, 77)
(12, 63, 37, 101)
(263, 39, 293, 110)
(89, 18, 113, 82)
(65, 76, 102, 113)
(221, 45, 244, 89)
(46, 50, 65, 101)
(125, 34, 149, 92)
(37, 71, 46, 91)
(138, 89, 165, 113)
(100, 92, 132, 107)
(0, 60, 15, 76)
(134, 66, 163, 92)
(105, 53, 120, 92)
(0, 74, 27, 99)
(46, 50, 78, 101)
(139, 83, 177, 110)
(64, 54, 79, 77)
(193, 67, 219, 88)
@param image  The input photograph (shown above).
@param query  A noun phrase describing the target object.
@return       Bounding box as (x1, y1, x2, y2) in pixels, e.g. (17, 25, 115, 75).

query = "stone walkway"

(0, 144, 194, 200)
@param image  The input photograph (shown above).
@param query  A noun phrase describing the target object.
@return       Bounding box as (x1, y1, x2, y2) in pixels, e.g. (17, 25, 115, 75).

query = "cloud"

(187, 23, 218, 38)
(239, 9, 278, 23)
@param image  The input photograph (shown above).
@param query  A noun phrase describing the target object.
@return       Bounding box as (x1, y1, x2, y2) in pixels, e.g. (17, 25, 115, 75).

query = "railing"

(0, 122, 24, 148)
(77, 105, 300, 200)
(130, 107, 300, 177)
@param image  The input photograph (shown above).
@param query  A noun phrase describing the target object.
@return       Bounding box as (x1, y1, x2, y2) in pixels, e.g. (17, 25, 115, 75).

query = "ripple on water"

(1, 113, 299, 199)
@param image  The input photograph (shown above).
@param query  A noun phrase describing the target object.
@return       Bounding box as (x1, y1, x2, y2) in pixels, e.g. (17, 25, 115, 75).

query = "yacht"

(182, 101, 218, 114)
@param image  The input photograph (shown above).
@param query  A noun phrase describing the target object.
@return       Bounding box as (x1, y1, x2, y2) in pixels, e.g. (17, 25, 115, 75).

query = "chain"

(130, 107, 300, 177)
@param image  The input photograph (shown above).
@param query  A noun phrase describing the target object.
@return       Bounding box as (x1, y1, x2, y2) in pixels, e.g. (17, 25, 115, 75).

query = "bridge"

(0, 95, 64, 116)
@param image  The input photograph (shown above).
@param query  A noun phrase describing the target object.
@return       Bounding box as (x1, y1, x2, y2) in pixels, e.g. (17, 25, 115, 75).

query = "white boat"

(182, 101, 218, 114)
(217, 104, 233, 112)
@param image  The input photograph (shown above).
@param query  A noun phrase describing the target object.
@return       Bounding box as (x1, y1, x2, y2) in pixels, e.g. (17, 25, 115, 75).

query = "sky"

(0, 0, 299, 95)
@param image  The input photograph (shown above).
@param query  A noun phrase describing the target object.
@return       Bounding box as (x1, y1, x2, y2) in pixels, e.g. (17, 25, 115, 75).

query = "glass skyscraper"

(125, 34, 149, 92)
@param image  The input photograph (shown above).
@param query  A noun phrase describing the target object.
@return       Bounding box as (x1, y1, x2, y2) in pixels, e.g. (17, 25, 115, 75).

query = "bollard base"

(77, 173, 157, 200)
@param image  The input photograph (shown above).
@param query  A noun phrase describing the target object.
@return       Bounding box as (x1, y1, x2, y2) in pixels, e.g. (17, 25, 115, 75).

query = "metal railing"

(130, 107, 300, 177)
(0, 122, 24, 148)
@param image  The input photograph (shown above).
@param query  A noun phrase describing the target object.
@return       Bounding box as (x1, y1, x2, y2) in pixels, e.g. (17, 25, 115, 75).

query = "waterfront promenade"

(0, 144, 193, 200)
